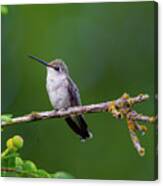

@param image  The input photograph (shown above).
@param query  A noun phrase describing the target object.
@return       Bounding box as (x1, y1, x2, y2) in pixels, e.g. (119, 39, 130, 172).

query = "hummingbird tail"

(77, 115, 93, 140)
(65, 117, 82, 136)
(65, 116, 93, 140)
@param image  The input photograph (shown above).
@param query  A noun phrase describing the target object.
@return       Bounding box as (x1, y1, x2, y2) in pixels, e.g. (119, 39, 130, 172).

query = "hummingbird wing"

(67, 77, 81, 106)
(65, 77, 92, 140)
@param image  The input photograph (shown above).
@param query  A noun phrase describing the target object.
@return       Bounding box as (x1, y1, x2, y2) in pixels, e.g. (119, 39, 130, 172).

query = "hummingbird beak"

(29, 55, 50, 67)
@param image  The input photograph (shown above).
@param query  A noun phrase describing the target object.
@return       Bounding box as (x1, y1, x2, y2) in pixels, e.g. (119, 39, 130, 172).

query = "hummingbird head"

(48, 59, 69, 75)
(29, 55, 69, 76)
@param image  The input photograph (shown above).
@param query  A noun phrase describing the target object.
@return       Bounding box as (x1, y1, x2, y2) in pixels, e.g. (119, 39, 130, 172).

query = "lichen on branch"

(107, 93, 156, 156)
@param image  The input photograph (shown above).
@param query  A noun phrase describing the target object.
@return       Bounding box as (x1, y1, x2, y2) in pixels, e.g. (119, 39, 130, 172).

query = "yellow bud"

(6, 138, 13, 148)
(6, 138, 17, 151)
(12, 135, 24, 149)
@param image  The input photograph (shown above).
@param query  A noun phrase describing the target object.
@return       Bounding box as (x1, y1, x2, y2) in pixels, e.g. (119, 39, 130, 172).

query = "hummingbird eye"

(54, 66, 60, 72)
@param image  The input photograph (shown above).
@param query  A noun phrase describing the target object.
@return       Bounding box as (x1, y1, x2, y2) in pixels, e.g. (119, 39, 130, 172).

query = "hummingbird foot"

(54, 107, 68, 112)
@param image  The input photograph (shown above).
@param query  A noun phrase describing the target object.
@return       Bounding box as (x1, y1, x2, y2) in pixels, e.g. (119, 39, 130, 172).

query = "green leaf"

(1, 114, 13, 124)
(52, 171, 74, 179)
(1, 171, 7, 177)
(37, 169, 50, 178)
(2, 152, 19, 161)
(1, 170, 17, 177)
(2, 154, 16, 168)
(2, 152, 18, 167)
(23, 160, 37, 172)
(1, 5, 8, 15)
(1, 136, 74, 178)
(15, 157, 24, 170)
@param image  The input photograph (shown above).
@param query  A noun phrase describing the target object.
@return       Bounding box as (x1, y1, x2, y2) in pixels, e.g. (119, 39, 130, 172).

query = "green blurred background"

(1, 1, 157, 180)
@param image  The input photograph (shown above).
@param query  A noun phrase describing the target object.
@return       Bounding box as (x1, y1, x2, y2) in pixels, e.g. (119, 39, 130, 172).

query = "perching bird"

(29, 55, 92, 141)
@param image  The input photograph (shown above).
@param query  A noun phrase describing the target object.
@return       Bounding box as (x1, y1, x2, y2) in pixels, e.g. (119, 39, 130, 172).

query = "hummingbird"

(29, 55, 93, 141)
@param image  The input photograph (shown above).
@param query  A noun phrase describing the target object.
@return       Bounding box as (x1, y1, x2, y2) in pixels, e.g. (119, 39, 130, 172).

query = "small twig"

(1, 167, 39, 178)
(1, 93, 157, 156)
(1, 167, 18, 173)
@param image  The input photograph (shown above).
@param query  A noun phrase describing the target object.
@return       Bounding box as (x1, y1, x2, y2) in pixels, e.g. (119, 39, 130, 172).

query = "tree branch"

(1, 93, 153, 126)
(1, 93, 157, 156)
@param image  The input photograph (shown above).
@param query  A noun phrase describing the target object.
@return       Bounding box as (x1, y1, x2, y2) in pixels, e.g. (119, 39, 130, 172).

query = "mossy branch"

(1, 93, 157, 156)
